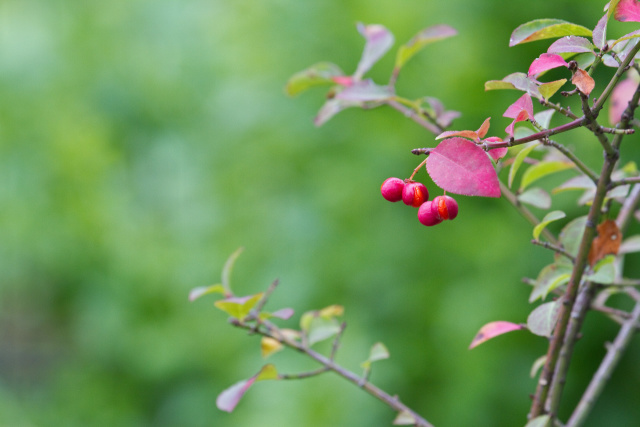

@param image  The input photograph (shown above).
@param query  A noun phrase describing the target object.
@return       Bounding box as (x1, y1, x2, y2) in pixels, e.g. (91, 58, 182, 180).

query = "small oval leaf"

(547, 35, 595, 54)
(520, 160, 574, 190)
(518, 187, 552, 209)
(527, 300, 561, 337)
(395, 25, 457, 70)
(528, 53, 569, 76)
(469, 321, 524, 349)
(533, 210, 566, 240)
(354, 23, 394, 79)
(285, 62, 344, 96)
(508, 141, 540, 188)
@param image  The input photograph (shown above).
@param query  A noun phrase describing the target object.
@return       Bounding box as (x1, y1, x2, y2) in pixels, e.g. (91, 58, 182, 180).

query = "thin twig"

(566, 301, 640, 427)
(542, 139, 598, 183)
(531, 239, 575, 263)
(230, 318, 434, 427)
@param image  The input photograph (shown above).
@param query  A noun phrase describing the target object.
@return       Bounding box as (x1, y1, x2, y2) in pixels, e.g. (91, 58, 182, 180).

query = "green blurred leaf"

(395, 25, 457, 70)
(533, 210, 566, 240)
(509, 19, 592, 46)
(256, 364, 279, 381)
(619, 235, 640, 254)
(520, 160, 574, 190)
(214, 293, 263, 319)
(361, 342, 390, 368)
(222, 247, 245, 295)
(585, 255, 617, 284)
(307, 316, 341, 346)
(525, 414, 551, 427)
(188, 284, 226, 302)
(509, 141, 539, 188)
(285, 62, 344, 96)
(517, 187, 551, 209)
(538, 79, 567, 99)
(530, 263, 572, 302)
(314, 98, 362, 126)
(393, 411, 417, 425)
(530, 355, 547, 378)
(534, 109, 555, 129)
(552, 175, 596, 194)
(527, 300, 561, 337)
(335, 79, 393, 101)
(559, 216, 588, 260)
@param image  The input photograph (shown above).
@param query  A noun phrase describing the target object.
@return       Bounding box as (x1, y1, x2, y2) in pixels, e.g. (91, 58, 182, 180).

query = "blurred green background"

(2, 0, 640, 426)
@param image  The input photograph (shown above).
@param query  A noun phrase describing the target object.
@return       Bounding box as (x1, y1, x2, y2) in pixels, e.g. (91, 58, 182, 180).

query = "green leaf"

(307, 316, 341, 346)
(552, 175, 596, 194)
(558, 216, 588, 259)
(222, 247, 245, 295)
(530, 355, 547, 378)
(520, 160, 574, 190)
(395, 25, 457, 70)
(214, 293, 263, 320)
(362, 342, 390, 368)
(525, 414, 551, 427)
(314, 98, 362, 126)
(485, 72, 542, 98)
(393, 411, 417, 425)
(188, 284, 226, 302)
(527, 300, 561, 337)
(509, 141, 540, 188)
(529, 263, 572, 302)
(538, 79, 567, 99)
(585, 255, 617, 284)
(509, 19, 592, 47)
(256, 364, 279, 381)
(517, 187, 551, 209)
(533, 210, 566, 240)
(285, 62, 344, 96)
(534, 109, 555, 129)
(620, 235, 640, 254)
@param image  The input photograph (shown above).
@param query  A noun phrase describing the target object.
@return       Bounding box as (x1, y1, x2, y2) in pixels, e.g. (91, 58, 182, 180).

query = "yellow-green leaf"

(533, 210, 566, 240)
(539, 79, 567, 99)
(510, 19, 592, 47)
(395, 25, 457, 70)
(508, 141, 540, 188)
(520, 161, 574, 190)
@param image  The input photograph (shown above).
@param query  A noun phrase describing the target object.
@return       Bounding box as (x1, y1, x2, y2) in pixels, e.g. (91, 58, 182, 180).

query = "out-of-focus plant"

(192, 1, 640, 426)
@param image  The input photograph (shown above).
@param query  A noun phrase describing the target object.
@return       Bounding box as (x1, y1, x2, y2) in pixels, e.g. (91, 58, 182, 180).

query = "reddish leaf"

(476, 117, 491, 138)
(504, 93, 534, 120)
(588, 220, 622, 266)
(528, 53, 569, 77)
(609, 78, 638, 124)
(572, 68, 595, 95)
(435, 130, 479, 141)
(216, 365, 278, 412)
(615, 0, 640, 22)
(469, 321, 524, 349)
(509, 19, 592, 46)
(485, 136, 507, 161)
(426, 138, 501, 198)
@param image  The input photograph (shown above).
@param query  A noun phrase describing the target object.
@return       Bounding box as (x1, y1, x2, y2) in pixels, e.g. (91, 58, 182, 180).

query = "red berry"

(432, 195, 459, 220)
(380, 177, 405, 202)
(402, 181, 429, 207)
(418, 201, 443, 226)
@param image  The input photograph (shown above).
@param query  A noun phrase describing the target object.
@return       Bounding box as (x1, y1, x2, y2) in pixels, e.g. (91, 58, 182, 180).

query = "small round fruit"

(380, 177, 405, 202)
(432, 195, 459, 220)
(418, 201, 443, 226)
(402, 181, 429, 207)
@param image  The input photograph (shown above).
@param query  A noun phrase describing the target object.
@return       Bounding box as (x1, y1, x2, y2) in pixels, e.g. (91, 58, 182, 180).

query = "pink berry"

(402, 181, 429, 207)
(380, 177, 405, 202)
(432, 195, 459, 220)
(418, 201, 443, 226)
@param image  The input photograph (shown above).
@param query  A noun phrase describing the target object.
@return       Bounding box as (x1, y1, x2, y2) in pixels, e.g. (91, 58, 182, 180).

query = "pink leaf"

(354, 23, 394, 80)
(271, 308, 295, 320)
(216, 377, 257, 412)
(609, 78, 638, 124)
(469, 321, 525, 349)
(426, 137, 501, 198)
(484, 137, 507, 161)
(504, 93, 534, 120)
(615, 0, 640, 22)
(547, 36, 595, 54)
(332, 76, 354, 87)
(528, 53, 569, 77)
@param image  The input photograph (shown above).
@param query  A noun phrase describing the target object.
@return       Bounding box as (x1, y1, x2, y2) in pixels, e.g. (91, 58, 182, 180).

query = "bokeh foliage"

(1, 0, 639, 426)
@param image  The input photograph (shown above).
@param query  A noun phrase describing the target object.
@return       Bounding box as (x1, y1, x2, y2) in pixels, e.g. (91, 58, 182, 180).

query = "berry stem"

(408, 158, 428, 181)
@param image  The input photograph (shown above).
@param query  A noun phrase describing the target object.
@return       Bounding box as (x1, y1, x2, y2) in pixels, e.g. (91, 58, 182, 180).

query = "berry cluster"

(380, 177, 458, 227)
